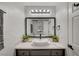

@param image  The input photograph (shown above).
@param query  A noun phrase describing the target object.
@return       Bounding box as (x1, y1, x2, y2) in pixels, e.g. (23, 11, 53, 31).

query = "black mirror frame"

(25, 17, 56, 38)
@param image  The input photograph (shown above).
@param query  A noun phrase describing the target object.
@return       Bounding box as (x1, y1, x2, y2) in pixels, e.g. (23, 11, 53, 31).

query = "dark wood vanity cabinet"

(15, 49, 65, 56)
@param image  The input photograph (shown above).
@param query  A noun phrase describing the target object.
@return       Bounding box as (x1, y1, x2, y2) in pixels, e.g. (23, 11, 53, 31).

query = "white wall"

(0, 2, 68, 56)
(0, 3, 25, 56)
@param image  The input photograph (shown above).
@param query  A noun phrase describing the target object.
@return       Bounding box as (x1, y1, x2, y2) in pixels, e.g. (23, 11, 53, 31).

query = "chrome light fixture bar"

(31, 9, 50, 14)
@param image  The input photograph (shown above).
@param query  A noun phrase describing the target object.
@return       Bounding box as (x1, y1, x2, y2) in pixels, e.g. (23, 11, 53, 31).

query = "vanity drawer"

(16, 49, 29, 56)
(51, 49, 65, 56)
(30, 49, 50, 56)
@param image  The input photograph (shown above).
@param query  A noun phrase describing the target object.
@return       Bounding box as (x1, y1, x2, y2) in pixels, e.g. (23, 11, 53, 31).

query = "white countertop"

(15, 42, 66, 49)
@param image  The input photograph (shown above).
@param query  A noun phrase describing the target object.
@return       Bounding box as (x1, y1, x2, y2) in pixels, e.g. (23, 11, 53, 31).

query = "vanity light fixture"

(31, 9, 50, 14)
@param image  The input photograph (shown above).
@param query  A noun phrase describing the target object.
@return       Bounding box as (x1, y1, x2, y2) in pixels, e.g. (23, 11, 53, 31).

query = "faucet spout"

(40, 34, 41, 39)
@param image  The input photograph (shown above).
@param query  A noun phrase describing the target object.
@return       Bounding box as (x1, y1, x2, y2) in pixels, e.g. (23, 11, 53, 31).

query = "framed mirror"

(25, 17, 56, 38)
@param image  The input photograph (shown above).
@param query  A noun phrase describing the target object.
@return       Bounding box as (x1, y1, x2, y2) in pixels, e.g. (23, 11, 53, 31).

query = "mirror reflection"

(26, 18, 55, 37)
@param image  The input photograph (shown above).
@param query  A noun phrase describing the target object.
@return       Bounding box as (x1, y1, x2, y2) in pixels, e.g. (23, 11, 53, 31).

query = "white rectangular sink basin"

(31, 38, 50, 47)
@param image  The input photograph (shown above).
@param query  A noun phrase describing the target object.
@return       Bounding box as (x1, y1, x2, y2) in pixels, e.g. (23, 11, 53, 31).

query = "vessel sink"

(31, 39, 50, 47)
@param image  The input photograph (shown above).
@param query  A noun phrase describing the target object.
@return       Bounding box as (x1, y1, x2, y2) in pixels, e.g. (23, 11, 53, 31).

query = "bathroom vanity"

(15, 42, 65, 56)
(16, 6, 66, 56)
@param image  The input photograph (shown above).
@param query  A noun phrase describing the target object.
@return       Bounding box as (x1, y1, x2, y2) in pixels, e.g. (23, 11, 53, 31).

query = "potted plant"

(51, 35, 59, 42)
(22, 35, 31, 42)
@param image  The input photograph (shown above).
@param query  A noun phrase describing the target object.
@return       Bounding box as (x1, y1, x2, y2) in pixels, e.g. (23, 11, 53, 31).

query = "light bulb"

(39, 9, 42, 12)
(43, 9, 46, 12)
(47, 10, 50, 12)
(31, 10, 34, 12)
(35, 9, 38, 12)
